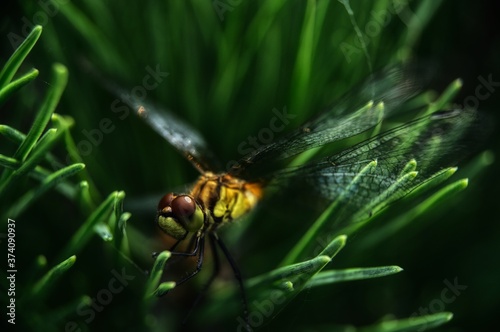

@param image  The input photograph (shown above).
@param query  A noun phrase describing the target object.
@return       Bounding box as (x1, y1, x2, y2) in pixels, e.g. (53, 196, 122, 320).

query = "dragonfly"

(131, 65, 478, 329)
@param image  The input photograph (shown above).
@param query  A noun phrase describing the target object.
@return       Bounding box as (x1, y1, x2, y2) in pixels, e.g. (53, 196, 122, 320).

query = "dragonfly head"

(156, 193, 205, 240)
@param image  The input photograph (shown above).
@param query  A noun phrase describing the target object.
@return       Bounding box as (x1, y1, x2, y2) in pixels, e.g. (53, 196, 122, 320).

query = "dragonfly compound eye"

(171, 195, 204, 232)
(156, 194, 205, 240)
(157, 192, 176, 211)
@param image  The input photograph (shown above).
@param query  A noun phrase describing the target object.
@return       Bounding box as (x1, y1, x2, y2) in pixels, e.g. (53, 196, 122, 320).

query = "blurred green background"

(1, 0, 499, 331)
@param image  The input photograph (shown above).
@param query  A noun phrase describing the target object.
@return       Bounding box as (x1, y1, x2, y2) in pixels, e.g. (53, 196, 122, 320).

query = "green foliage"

(1, 1, 497, 332)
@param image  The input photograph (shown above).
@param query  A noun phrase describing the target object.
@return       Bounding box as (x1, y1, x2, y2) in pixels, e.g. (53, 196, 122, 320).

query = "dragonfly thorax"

(190, 173, 263, 226)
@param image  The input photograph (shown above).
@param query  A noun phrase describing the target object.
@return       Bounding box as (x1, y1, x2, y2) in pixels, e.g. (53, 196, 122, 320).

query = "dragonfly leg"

(154, 235, 205, 298)
(152, 238, 183, 259)
(182, 233, 222, 326)
(212, 233, 251, 332)
(171, 236, 205, 288)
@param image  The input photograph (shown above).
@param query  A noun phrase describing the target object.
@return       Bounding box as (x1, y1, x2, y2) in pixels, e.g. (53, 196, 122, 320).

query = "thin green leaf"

(76, 180, 94, 213)
(47, 295, 92, 324)
(358, 312, 453, 332)
(357, 178, 468, 250)
(51, 113, 75, 131)
(28, 255, 76, 302)
(290, 0, 316, 114)
(425, 78, 462, 116)
(412, 178, 469, 214)
(249, 235, 346, 291)
(144, 251, 172, 301)
(0, 154, 19, 169)
(212, 235, 347, 323)
(368, 101, 385, 138)
(0, 63, 68, 192)
(281, 161, 376, 266)
(307, 266, 403, 288)
(114, 212, 131, 253)
(55, 2, 126, 72)
(13, 63, 68, 162)
(0, 124, 26, 143)
(338, 0, 373, 73)
(94, 223, 113, 241)
(111, 190, 125, 241)
(402, 0, 445, 55)
(0, 128, 64, 196)
(404, 167, 457, 201)
(398, 159, 417, 178)
(314, 312, 453, 332)
(7, 163, 85, 216)
(58, 191, 122, 260)
(349, 170, 418, 224)
(0, 25, 42, 89)
(61, 124, 102, 203)
(0, 68, 39, 105)
(14, 128, 59, 176)
(152, 282, 177, 297)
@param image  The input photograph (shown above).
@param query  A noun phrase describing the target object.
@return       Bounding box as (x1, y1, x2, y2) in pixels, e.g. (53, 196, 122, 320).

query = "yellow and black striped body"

(190, 172, 262, 232)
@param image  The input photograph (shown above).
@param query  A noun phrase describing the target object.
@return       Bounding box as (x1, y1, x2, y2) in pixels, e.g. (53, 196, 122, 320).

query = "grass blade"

(358, 312, 453, 332)
(0, 25, 42, 89)
(281, 161, 376, 266)
(0, 68, 39, 105)
(7, 163, 85, 216)
(13, 63, 68, 162)
(27, 255, 76, 302)
(308, 265, 403, 288)
(143, 251, 173, 303)
(58, 191, 123, 260)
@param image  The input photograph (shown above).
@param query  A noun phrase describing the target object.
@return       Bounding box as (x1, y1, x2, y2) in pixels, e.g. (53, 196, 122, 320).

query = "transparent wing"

(268, 109, 480, 225)
(229, 65, 429, 178)
(88, 63, 221, 173)
(135, 103, 220, 173)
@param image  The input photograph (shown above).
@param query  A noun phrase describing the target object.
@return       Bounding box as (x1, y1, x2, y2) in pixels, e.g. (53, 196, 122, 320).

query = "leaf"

(241, 235, 347, 319)
(58, 191, 124, 260)
(0, 63, 68, 196)
(358, 312, 453, 332)
(0, 25, 42, 89)
(7, 163, 85, 216)
(307, 266, 403, 288)
(143, 251, 173, 303)
(12, 63, 68, 163)
(281, 161, 376, 266)
(0, 68, 39, 105)
(27, 255, 77, 302)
